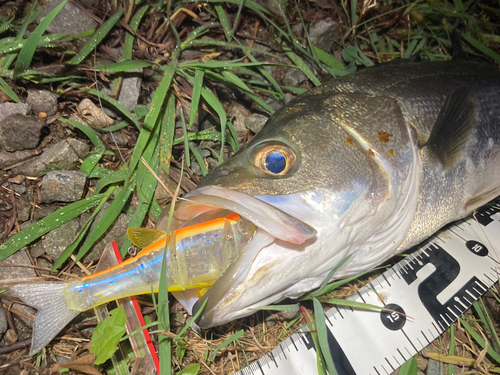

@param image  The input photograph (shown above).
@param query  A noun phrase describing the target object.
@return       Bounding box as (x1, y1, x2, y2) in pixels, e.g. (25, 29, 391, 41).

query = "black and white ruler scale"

(236, 198, 500, 375)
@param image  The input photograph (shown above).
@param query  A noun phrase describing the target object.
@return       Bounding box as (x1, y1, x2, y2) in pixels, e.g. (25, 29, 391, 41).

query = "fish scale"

(235, 197, 500, 375)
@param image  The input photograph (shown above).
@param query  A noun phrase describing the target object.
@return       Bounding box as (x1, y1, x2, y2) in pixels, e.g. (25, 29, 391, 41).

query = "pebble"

(309, 18, 340, 52)
(16, 138, 89, 176)
(38, 0, 97, 36)
(16, 195, 31, 223)
(26, 88, 58, 116)
(0, 149, 33, 169)
(0, 249, 36, 280)
(283, 67, 308, 87)
(0, 114, 44, 151)
(79, 202, 131, 263)
(0, 102, 30, 123)
(42, 218, 81, 259)
(244, 113, 268, 134)
(227, 102, 249, 137)
(41, 170, 87, 203)
(0, 304, 7, 338)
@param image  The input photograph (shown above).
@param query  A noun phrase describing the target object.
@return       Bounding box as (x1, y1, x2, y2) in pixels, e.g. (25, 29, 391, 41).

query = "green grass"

(0, 0, 499, 373)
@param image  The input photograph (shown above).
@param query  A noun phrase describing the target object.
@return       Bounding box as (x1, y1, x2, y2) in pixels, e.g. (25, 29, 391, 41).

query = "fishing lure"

(10, 213, 256, 355)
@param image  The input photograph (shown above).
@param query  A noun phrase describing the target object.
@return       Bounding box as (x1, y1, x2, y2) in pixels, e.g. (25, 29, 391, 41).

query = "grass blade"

(75, 182, 136, 261)
(160, 93, 176, 172)
(87, 88, 140, 129)
(214, 4, 232, 42)
(462, 33, 500, 62)
(211, 330, 244, 362)
(199, 85, 226, 164)
(309, 255, 352, 298)
(0, 194, 105, 262)
(313, 297, 338, 375)
(189, 144, 208, 176)
(460, 317, 500, 364)
(96, 60, 153, 72)
(123, 5, 148, 60)
(14, 0, 68, 77)
(52, 187, 114, 270)
(0, 77, 20, 102)
(67, 9, 124, 65)
(399, 356, 418, 375)
(190, 69, 204, 128)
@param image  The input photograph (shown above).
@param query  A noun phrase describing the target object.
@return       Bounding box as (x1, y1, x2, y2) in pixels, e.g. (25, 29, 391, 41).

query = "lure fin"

(127, 228, 167, 248)
(10, 283, 80, 356)
(171, 289, 201, 315)
(425, 88, 477, 168)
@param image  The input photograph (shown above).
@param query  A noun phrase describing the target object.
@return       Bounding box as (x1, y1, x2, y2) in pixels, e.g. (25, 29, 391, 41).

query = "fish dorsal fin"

(127, 228, 167, 248)
(425, 88, 477, 168)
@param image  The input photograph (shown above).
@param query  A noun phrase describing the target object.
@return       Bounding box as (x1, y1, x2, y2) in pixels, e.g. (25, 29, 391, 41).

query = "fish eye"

(252, 144, 296, 176)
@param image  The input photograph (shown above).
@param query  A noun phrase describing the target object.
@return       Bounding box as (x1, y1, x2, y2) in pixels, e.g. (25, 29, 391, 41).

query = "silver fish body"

(158, 61, 500, 327)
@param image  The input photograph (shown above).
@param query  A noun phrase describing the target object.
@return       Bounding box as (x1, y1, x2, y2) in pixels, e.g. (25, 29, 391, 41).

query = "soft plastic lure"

(10, 213, 256, 355)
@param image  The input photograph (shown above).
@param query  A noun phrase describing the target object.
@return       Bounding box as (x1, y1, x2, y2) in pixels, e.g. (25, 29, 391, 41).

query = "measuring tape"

(236, 199, 500, 375)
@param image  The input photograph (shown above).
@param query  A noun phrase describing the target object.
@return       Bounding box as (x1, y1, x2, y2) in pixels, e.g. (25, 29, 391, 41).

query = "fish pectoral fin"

(127, 228, 167, 248)
(465, 186, 500, 212)
(424, 87, 477, 168)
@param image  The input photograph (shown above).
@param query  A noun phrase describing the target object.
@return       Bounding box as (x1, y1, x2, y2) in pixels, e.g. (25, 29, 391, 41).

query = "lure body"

(10, 213, 255, 354)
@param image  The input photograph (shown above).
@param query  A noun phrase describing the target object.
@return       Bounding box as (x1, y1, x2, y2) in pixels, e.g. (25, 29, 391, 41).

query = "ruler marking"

(256, 360, 265, 375)
(421, 330, 431, 344)
(373, 366, 381, 375)
(280, 344, 287, 360)
(325, 314, 333, 326)
(357, 290, 366, 304)
(415, 336, 424, 349)
(380, 363, 389, 375)
(397, 348, 407, 362)
(393, 356, 401, 367)
(432, 322, 442, 335)
(335, 306, 344, 319)
(289, 336, 298, 351)
(268, 352, 278, 368)
(382, 273, 392, 287)
(402, 329, 419, 353)
(483, 273, 496, 284)
(385, 358, 396, 371)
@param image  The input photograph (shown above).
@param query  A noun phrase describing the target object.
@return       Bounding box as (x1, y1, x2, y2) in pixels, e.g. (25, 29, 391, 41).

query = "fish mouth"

(156, 186, 317, 327)
(159, 186, 316, 244)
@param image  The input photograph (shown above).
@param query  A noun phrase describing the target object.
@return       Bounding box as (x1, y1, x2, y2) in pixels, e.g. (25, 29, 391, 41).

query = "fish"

(9, 213, 256, 355)
(155, 61, 500, 328)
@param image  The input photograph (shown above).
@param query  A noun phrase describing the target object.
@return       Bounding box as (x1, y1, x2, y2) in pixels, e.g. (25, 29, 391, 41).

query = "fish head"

(157, 90, 418, 327)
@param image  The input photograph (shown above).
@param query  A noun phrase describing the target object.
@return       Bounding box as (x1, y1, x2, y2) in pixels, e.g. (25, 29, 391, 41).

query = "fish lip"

(176, 186, 317, 244)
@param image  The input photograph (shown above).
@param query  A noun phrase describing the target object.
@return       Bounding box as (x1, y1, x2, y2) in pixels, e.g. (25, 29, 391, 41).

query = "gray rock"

(0, 102, 30, 123)
(42, 219, 81, 259)
(16, 195, 31, 223)
(0, 114, 44, 151)
(16, 138, 89, 176)
(309, 18, 340, 52)
(33, 205, 55, 221)
(206, 157, 219, 171)
(244, 113, 268, 134)
(117, 70, 142, 113)
(30, 241, 45, 258)
(38, 0, 97, 36)
(81, 202, 131, 263)
(0, 149, 33, 169)
(283, 67, 308, 87)
(226, 102, 249, 137)
(10, 181, 26, 195)
(41, 170, 87, 203)
(26, 89, 58, 116)
(426, 359, 445, 375)
(0, 305, 7, 337)
(190, 161, 203, 177)
(99, 69, 142, 114)
(0, 249, 36, 280)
